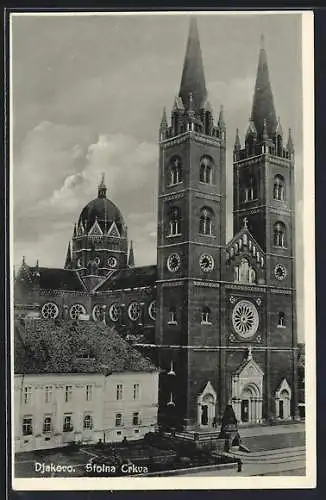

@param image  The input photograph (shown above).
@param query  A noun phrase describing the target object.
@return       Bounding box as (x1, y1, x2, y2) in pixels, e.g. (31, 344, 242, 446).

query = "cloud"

(13, 122, 158, 268)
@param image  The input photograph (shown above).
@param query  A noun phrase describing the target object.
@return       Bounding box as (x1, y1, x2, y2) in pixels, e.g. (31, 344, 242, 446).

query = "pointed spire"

(234, 128, 241, 151)
(218, 105, 225, 129)
(98, 172, 107, 199)
(160, 107, 168, 131)
(172, 96, 185, 112)
(287, 128, 294, 153)
(247, 346, 253, 360)
(128, 240, 135, 267)
(251, 34, 277, 140)
(246, 118, 257, 138)
(179, 16, 207, 111)
(262, 118, 268, 141)
(64, 242, 72, 269)
(73, 223, 77, 238)
(203, 99, 213, 114)
(275, 116, 283, 136)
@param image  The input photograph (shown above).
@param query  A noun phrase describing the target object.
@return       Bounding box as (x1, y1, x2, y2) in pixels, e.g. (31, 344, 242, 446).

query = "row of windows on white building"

(23, 383, 140, 405)
(22, 411, 141, 436)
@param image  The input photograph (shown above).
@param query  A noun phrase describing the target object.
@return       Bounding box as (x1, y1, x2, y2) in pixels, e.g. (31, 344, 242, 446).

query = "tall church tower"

(156, 18, 227, 428)
(232, 35, 298, 419)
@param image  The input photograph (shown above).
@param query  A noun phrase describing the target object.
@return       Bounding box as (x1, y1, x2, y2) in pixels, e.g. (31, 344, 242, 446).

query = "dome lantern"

(98, 172, 107, 199)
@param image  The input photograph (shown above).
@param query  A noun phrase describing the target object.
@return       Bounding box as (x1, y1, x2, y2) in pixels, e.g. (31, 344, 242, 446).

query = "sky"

(11, 12, 305, 338)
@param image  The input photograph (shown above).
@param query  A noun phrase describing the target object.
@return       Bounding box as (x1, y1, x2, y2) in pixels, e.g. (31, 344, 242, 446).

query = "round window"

(128, 302, 141, 321)
(108, 256, 117, 268)
(232, 300, 259, 338)
(41, 302, 59, 319)
(69, 303, 87, 320)
(92, 304, 103, 321)
(148, 300, 157, 320)
(109, 303, 121, 322)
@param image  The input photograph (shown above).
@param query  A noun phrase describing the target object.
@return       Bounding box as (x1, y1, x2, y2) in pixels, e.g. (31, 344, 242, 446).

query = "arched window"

(199, 207, 213, 235)
(273, 221, 287, 247)
(83, 415, 93, 430)
(273, 175, 286, 201)
(201, 307, 211, 324)
(168, 207, 181, 236)
(169, 157, 183, 186)
(244, 175, 257, 202)
(235, 258, 257, 284)
(200, 156, 213, 184)
(168, 306, 177, 324)
(278, 312, 286, 327)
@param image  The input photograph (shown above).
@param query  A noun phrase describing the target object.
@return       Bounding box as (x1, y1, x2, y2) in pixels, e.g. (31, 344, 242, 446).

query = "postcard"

(9, 9, 316, 490)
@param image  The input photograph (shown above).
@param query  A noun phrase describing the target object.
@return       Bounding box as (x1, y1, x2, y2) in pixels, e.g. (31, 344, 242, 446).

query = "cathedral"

(15, 18, 299, 430)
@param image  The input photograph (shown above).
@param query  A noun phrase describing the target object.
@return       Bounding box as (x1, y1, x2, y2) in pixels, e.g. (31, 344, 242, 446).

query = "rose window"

(92, 304, 103, 322)
(69, 303, 87, 320)
(148, 300, 157, 321)
(232, 300, 259, 338)
(128, 302, 141, 321)
(109, 303, 121, 322)
(41, 302, 59, 319)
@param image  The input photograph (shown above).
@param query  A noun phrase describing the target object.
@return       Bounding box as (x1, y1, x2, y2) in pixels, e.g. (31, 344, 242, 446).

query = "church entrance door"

(279, 400, 284, 419)
(201, 405, 208, 426)
(241, 399, 249, 422)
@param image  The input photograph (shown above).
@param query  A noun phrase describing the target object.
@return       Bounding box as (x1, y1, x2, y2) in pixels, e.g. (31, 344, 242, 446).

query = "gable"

(88, 219, 103, 236)
(226, 227, 264, 269)
(235, 358, 264, 378)
(275, 378, 292, 398)
(107, 221, 121, 238)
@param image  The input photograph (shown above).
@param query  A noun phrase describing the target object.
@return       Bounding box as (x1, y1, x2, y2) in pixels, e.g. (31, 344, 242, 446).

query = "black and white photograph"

(10, 10, 315, 489)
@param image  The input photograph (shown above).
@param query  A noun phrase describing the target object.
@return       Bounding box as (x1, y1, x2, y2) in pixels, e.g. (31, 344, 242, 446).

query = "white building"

(14, 318, 159, 452)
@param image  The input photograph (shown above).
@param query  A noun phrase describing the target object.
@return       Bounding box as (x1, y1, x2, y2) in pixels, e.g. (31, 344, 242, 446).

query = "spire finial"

(243, 217, 248, 229)
(287, 127, 295, 154)
(128, 240, 135, 268)
(218, 104, 225, 128)
(260, 33, 265, 49)
(247, 346, 252, 360)
(22, 256, 25, 265)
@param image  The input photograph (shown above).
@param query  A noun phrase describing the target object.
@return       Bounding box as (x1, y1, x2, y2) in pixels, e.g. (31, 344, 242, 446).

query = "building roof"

(31, 267, 86, 292)
(14, 319, 157, 375)
(96, 265, 157, 292)
(78, 196, 125, 235)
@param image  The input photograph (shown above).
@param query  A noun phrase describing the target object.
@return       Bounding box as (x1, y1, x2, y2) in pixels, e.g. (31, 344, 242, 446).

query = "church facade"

(14, 18, 299, 430)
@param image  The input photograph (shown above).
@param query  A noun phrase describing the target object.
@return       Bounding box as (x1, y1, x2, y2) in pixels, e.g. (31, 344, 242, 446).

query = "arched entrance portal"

(239, 384, 262, 423)
(231, 349, 264, 424)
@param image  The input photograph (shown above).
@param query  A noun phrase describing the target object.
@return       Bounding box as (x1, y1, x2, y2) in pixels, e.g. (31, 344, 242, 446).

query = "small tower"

(128, 240, 135, 268)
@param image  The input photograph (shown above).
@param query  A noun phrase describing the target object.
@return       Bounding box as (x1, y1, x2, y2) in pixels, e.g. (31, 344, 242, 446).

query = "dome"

(77, 175, 125, 234)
